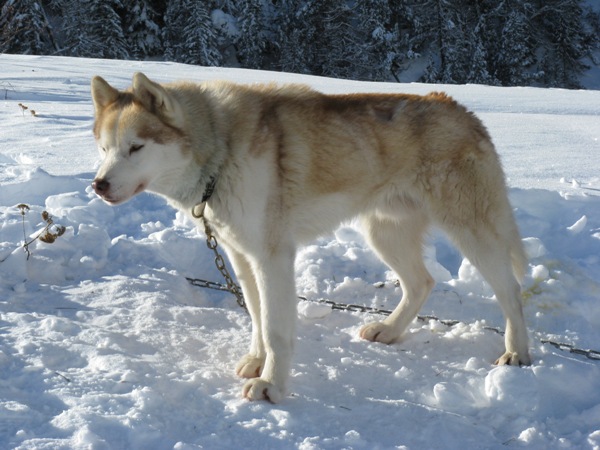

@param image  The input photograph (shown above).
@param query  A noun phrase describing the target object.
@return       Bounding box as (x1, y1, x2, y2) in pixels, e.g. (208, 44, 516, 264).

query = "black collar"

(191, 176, 217, 219)
(201, 176, 217, 203)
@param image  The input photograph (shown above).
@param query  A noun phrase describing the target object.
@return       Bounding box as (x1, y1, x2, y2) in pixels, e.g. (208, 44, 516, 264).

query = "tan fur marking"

(93, 93, 135, 139)
(94, 92, 184, 146)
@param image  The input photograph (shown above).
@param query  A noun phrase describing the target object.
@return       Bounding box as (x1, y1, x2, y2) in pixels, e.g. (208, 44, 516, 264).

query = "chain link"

(185, 277, 233, 292)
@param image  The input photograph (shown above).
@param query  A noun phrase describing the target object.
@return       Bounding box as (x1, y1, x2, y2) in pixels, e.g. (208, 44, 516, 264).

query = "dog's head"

(90, 73, 190, 205)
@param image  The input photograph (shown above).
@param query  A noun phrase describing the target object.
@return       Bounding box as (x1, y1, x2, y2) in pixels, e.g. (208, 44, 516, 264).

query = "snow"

(1, 54, 600, 449)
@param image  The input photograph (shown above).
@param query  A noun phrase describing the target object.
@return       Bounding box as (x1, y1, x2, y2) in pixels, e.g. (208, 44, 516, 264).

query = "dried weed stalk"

(18, 204, 66, 259)
(18, 103, 37, 116)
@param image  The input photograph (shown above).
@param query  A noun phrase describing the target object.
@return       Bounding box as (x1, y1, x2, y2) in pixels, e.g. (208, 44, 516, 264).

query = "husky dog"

(91, 73, 530, 403)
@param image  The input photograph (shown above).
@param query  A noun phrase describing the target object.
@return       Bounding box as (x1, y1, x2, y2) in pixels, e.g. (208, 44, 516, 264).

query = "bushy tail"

(510, 227, 528, 284)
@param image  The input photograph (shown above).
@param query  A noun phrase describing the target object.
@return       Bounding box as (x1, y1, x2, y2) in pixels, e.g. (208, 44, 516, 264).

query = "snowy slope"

(1, 54, 600, 450)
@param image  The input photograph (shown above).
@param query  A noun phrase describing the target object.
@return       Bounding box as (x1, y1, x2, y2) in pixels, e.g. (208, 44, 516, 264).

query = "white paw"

(242, 378, 284, 403)
(495, 351, 531, 366)
(235, 354, 264, 379)
(359, 321, 401, 344)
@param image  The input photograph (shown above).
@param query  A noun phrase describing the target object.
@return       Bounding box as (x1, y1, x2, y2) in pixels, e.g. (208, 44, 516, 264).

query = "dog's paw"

(242, 378, 284, 403)
(494, 351, 531, 366)
(235, 354, 264, 379)
(359, 321, 400, 344)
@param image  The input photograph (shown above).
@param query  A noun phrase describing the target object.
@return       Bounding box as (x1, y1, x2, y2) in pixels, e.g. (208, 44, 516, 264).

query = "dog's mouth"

(134, 183, 146, 195)
(96, 183, 146, 205)
(98, 194, 123, 205)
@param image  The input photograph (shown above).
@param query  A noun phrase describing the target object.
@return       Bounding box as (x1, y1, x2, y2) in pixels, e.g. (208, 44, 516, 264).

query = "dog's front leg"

(242, 249, 297, 403)
(226, 250, 266, 379)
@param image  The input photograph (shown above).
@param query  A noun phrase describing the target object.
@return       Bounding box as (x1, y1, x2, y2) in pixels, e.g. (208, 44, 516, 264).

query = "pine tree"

(417, 0, 471, 84)
(439, 7, 470, 84)
(466, 16, 497, 86)
(495, 9, 537, 86)
(277, 0, 318, 75)
(58, 0, 129, 59)
(164, 0, 222, 66)
(275, 0, 310, 75)
(236, 0, 275, 70)
(422, 55, 439, 83)
(278, 0, 359, 79)
(315, 1, 357, 79)
(396, 0, 432, 58)
(0, 0, 57, 55)
(468, 37, 493, 85)
(355, 0, 400, 81)
(122, 0, 162, 59)
(535, 0, 594, 88)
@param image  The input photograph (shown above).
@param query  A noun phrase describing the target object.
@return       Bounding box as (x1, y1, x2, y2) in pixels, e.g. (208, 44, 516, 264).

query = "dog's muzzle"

(92, 178, 110, 196)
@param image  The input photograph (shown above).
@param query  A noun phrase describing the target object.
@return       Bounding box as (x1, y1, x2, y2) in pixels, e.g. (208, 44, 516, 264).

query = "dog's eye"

(129, 144, 144, 155)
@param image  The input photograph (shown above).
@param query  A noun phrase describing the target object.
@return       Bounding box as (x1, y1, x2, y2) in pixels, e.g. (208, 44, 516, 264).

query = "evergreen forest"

(1, 0, 599, 88)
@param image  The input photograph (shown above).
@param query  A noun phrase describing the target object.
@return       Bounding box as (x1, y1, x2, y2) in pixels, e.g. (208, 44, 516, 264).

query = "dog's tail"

(509, 226, 528, 285)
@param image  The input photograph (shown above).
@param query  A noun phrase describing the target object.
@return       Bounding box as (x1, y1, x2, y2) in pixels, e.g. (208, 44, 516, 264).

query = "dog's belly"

(291, 192, 363, 243)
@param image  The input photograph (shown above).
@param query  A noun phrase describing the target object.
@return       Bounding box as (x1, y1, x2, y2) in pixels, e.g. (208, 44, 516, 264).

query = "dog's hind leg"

(226, 250, 265, 379)
(359, 211, 435, 344)
(444, 225, 531, 366)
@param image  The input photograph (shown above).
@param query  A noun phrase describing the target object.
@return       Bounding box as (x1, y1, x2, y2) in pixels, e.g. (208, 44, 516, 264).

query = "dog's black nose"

(92, 178, 110, 194)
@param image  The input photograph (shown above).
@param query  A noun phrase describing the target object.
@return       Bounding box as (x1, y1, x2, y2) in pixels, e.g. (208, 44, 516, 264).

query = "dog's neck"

(145, 160, 222, 219)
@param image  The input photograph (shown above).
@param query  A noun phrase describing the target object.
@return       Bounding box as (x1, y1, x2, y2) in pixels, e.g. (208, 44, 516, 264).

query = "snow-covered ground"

(1, 54, 600, 449)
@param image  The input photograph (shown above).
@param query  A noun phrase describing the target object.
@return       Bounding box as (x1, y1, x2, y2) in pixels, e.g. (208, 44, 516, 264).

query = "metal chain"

(540, 339, 600, 361)
(205, 229, 246, 310)
(185, 277, 233, 292)
(186, 275, 600, 362)
(194, 210, 246, 311)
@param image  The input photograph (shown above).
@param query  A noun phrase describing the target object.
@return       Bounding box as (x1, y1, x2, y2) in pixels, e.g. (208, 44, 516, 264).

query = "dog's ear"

(132, 72, 184, 128)
(91, 76, 119, 114)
